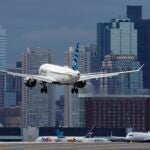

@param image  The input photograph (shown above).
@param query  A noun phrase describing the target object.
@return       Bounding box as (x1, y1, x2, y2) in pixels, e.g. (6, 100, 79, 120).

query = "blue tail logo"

(55, 129, 64, 138)
(72, 42, 80, 70)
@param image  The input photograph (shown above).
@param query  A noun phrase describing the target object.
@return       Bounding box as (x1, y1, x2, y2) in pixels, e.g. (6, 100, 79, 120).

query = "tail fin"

(84, 124, 96, 138)
(72, 42, 80, 70)
(55, 129, 64, 138)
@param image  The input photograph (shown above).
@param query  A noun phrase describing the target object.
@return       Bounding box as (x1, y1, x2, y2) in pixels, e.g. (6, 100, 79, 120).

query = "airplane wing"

(110, 136, 126, 142)
(78, 64, 144, 81)
(0, 70, 56, 83)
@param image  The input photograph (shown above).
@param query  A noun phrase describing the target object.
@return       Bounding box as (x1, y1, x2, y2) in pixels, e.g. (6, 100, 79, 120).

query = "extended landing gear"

(71, 85, 78, 94)
(40, 82, 48, 93)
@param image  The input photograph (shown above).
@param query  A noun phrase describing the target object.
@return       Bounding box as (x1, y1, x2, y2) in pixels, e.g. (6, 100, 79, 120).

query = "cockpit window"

(129, 134, 133, 136)
(40, 69, 47, 74)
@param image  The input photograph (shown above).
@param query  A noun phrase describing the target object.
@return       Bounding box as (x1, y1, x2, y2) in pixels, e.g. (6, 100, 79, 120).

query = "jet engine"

(24, 78, 37, 88)
(75, 81, 86, 88)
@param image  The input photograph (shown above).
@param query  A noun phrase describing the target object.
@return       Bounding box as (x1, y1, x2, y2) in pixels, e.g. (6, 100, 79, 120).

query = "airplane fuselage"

(35, 136, 110, 143)
(126, 132, 150, 142)
(39, 64, 80, 84)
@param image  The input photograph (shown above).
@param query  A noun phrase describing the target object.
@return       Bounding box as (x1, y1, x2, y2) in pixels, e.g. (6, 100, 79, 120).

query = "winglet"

(137, 64, 144, 71)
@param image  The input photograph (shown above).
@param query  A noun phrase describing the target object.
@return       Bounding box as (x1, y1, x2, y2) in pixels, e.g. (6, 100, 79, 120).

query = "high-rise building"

(56, 95, 64, 127)
(22, 48, 55, 127)
(97, 18, 137, 64)
(6, 61, 22, 107)
(97, 22, 111, 68)
(126, 6, 150, 89)
(84, 44, 98, 72)
(100, 55, 143, 95)
(85, 44, 99, 92)
(97, 18, 142, 95)
(127, 5, 142, 22)
(0, 26, 7, 108)
(110, 18, 137, 55)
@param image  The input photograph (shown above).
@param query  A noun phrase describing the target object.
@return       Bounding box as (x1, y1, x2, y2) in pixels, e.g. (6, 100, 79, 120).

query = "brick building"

(79, 95, 150, 131)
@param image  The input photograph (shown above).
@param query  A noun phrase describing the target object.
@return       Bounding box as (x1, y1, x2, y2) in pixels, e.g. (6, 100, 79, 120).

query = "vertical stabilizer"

(72, 42, 80, 70)
(85, 125, 96, 138)
(55, 129, 64, 138)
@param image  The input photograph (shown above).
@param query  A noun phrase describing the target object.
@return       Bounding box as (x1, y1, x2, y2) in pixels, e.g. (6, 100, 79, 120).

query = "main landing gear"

(40, 82, 47, 93)
(71, 85, 78, 94)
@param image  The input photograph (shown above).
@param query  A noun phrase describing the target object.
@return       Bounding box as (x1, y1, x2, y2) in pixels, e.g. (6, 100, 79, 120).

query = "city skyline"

(0, 1, 149, 128)
(0, 0, 149, 66)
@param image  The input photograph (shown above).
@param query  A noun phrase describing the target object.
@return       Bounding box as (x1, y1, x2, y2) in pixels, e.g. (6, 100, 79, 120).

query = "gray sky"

(0, 0, 149, 66)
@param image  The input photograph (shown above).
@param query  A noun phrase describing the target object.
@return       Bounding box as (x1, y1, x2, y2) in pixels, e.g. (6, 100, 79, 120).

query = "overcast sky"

(0, 0, 149, 66)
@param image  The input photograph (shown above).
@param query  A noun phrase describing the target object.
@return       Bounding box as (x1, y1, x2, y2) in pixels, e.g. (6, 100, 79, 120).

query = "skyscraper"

(97, 22, 111, 68)
(85, 44, 99, 92)
(6, 61, 22, 107)
(110, 18, 137, 55)
(100, 55, 143, 95)
(22, 48, 55, 127)
(127, 6, 150, 89)
(127, 5, 142, 22)
(0, 26, 7, 108)
(97, 18, 142, 95)
(97, 18, 137, 61)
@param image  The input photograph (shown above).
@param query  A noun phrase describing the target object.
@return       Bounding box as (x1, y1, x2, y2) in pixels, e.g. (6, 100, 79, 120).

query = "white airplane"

(35, 128, 67, 143)
(67, 125, 110, 143)
(36, 136, 107, 143)
(0, 42, 144, 94)
(125, 132, 150, 142)
(35, 126, 110, 143)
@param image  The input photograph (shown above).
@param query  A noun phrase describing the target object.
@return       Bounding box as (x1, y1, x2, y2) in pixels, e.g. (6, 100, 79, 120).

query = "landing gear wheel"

(75, 88, 78, 94)
(45, 87, 47, 93)
(71, 87, 78, 94)
(41, 88, 44, 93)
(40, 82, 48, 93)
(41, 87, 47, 93)
(71, 88, 74, 94)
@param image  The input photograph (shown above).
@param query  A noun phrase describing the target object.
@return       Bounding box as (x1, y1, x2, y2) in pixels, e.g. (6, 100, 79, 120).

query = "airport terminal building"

(79, 94, 150, 132)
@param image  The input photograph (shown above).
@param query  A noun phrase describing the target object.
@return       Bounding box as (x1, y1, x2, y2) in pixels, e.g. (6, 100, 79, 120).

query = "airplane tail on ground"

(71, 42, 80, 70)
(55, 129, 65, 138)
(84, 125, 96, 138)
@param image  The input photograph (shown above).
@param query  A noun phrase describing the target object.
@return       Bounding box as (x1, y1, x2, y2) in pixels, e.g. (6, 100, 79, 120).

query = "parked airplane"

(35, 126, 110, 143)
(0, 42, 144, 94)
(35, 128, 66, 143)
(125, 132, 150, 142)
(66, 125, 110, 143)
(111, 131, 150, 142)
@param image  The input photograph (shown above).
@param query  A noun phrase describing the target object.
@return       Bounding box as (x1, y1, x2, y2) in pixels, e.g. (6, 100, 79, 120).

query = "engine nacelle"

(24, 78, 37, 88)
(75, 81, 86, 88)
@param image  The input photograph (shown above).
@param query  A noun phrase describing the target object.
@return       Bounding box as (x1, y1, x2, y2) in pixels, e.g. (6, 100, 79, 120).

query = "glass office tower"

(97, 18, 143, 95)
(22, 48, 55, 127)
(0, 26, 6, 107)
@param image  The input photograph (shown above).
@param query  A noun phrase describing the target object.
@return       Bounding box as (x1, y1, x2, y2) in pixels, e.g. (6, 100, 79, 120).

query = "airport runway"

(0, 142, 150, 150)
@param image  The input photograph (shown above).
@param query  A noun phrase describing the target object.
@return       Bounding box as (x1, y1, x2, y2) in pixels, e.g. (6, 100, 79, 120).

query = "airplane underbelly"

(48, 73, 77, 84)
(58, 76, 76, 84)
